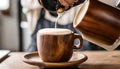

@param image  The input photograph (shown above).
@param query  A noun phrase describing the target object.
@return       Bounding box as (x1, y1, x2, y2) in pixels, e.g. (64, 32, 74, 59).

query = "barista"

(21, 0, 113, 51)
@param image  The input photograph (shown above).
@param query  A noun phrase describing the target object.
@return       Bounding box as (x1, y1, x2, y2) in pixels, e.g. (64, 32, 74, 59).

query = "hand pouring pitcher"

(38, 0, 85, 13)
(74, 0, 120, 50)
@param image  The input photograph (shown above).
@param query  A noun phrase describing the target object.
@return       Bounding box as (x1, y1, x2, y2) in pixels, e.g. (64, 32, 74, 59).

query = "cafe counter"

(0, 51, 120, 69)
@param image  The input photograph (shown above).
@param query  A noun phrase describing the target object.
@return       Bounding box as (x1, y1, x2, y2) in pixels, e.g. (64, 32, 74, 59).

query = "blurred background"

(0, 0, 119, 52)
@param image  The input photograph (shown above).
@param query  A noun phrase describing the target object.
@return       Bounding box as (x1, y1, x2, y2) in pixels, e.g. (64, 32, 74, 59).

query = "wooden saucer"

(23, 52, 87, 68)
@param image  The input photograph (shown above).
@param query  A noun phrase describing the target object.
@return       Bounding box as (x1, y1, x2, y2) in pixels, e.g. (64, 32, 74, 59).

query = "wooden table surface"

(0, 51, 120, 69)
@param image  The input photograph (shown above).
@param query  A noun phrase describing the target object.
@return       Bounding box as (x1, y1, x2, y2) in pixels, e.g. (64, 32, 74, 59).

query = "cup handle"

(73, 34, 83, 49)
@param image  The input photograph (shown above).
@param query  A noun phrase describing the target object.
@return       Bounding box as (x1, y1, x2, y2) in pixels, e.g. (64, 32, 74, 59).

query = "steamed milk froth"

(38, 28, 72, 35)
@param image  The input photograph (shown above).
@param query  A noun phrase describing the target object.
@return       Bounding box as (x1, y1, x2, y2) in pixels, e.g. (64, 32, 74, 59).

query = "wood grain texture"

(75, 0, 120, 46)
(23, 52, 87, 68)
(1, 51, 120, 69)
(37, 33, 83, 62)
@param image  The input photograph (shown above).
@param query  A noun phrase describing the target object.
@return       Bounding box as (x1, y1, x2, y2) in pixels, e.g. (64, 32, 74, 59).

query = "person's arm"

(21, 0, 41, 14)
(21, 0, 42, 33)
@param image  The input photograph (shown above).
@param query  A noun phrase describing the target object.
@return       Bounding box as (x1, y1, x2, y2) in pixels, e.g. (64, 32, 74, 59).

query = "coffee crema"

(38, 28, 72, 35)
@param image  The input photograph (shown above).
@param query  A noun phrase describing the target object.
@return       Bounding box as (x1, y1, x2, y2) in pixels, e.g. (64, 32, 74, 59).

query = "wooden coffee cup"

(74, 0, 120, 50)
(37, 28, 83, 62)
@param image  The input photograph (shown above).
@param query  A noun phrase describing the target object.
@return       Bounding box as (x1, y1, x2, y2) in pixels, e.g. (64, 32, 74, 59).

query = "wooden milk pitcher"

(74, 0, 120, 50)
